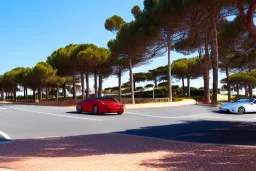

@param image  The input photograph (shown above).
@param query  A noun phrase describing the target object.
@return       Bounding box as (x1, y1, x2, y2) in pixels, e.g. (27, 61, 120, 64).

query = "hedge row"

(120, 88, 205, 98)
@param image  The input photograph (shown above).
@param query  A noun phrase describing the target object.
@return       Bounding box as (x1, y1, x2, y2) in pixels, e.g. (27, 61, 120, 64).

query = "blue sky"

(0, 0, 225, 89)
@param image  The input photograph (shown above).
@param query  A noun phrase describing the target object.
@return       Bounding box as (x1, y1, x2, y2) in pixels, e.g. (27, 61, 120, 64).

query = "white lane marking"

(0, 130, 11, 140)
(0, 107, 6, 110)
(8, 107, 102, 121)
(125, 112, 210, 119)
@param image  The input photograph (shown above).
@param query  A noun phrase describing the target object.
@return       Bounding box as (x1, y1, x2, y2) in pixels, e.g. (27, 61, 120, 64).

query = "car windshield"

(234, 98, 255, 103)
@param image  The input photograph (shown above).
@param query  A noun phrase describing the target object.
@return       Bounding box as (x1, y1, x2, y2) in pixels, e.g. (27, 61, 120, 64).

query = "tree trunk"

(237, 0, 256, 40)
(182, 77, 185, 96)
(245, 84, 249, 97)
(81, 72, 85, 100)
(86, 72, 89, 99)
(46, 86, 49, 101)
(98, 70, 103, 97)
(211, 14, 219, 105)
(72, 72, 77, 100)
(203, 34, 211, 103)
(237, 84, 239, 98)
(248, 68, 253, 98)
(1, 88, 4, 101)
(167, 33, 172, 102)
(56, 86, 59, 101)
(33, 89, 36, 102)
(38, 86, 42, 102)
(23, 86, 26, 100)
(187, 77, 190, 97)
(25, 86, 27, 101)
(225, 66, 231, 102)
(94, 73, 98, 97)
(13, 85, 17, 102)
(118, 72, 122, 102)
(154, 78, 157, 87)
(129, 58, 135, 104)
(63, 83, 66, 98)
(26, 87, 28, 101)
(249, 84, 253, 97)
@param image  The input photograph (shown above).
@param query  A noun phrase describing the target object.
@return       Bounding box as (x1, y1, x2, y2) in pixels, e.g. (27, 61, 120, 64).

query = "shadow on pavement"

(114, 120, 256, 145)
(1, 120, 256, 170)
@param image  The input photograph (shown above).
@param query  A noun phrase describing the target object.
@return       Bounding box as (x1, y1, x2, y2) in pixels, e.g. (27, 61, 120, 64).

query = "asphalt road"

(1, 103, 256, 145)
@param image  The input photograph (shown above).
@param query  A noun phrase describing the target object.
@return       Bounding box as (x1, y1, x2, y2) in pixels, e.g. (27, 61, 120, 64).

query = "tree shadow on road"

(115, 120, 256, 145)
(1, 120, 256, 170)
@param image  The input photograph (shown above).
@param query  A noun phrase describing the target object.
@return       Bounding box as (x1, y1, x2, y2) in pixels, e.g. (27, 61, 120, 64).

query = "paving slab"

(0, 134, 256, 171)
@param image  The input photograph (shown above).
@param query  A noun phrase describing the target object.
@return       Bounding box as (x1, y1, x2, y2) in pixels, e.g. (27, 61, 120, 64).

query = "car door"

(84, 99, 94, 112)
(80, 100, 89, 112)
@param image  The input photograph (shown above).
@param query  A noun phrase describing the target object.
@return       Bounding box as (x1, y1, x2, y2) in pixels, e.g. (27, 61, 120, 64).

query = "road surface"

(1, 103, 256, 145)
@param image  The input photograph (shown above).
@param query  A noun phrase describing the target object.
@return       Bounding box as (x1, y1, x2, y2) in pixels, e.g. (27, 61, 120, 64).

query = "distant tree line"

(2, 0, 256, 104)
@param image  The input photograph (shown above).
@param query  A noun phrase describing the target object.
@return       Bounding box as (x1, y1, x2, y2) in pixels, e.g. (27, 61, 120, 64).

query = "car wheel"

(238, 106, 245, 114)
(117, 112, 123, 115)
(76, 104, 82, 113)
(93, 105, 99, 115)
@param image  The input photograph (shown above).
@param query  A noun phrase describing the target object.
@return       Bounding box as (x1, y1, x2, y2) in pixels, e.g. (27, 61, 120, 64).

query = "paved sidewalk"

(0, 134, 256, 171)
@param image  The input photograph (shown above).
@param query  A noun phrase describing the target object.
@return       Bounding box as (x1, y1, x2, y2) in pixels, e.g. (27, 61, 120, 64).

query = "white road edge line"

(0, 130, 11, 140)
(8, 107, 102, 121)
(124, 112, 210, 119)
(0, 107, 7, 110)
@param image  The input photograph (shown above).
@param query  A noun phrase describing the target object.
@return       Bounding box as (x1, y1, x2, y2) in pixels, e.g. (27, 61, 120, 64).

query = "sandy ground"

(217, 94, 233, 101)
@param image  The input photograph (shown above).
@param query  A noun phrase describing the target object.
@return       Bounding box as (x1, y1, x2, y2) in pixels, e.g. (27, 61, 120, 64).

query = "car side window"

(254, 100, 256, 104)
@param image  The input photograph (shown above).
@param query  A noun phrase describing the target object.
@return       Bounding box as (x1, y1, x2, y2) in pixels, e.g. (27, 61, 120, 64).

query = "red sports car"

(76, 97, 125, 115)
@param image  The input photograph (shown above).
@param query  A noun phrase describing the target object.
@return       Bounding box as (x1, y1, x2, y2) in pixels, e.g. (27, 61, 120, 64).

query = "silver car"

(219, 98, 256, 114)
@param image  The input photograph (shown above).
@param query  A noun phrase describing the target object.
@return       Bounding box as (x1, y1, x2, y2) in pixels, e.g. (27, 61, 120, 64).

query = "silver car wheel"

(76, 104, 82, 113)
(93, 105, 98, 114)
(238, 106, 245, 114)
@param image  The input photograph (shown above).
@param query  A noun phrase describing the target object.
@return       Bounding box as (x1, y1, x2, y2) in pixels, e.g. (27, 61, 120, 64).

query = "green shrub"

(190, 89, 204, 96)
(190, 96, 204, 102)
(135, 86, 144, 91)
(173, 97, 184, 102)
(17, 95, 34, 100)
(144, 84, 154, 88)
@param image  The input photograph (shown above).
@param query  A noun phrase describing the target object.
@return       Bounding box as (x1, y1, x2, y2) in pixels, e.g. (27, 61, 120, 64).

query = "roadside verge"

(124, 99, 196, 109)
